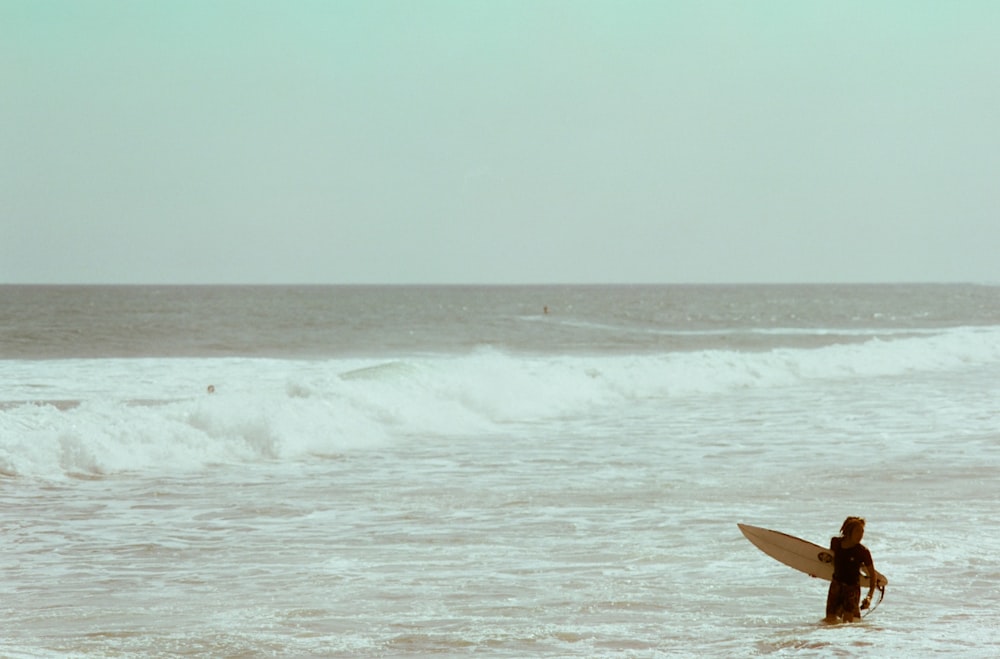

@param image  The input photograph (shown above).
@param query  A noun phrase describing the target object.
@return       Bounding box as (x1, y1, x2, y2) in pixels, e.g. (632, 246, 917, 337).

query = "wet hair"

(840, 516, 866, 537)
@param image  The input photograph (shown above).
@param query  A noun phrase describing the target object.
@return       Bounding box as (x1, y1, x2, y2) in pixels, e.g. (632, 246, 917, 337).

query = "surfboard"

(738, 523, 888, 589)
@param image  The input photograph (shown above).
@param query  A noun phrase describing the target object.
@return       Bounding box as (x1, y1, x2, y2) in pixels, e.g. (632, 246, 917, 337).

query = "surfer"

(823, 516, 877, 623)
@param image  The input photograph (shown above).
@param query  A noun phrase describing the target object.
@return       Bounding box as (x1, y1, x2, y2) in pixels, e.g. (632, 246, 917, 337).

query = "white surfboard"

(738, 523, 888, 589)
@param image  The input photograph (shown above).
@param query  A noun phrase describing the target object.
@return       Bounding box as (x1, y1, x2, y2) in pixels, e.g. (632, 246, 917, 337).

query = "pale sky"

(2, 1, 999, 284)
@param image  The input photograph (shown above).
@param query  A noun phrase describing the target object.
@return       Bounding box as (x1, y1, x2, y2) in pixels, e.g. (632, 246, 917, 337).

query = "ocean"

(1, 284, 998, 657)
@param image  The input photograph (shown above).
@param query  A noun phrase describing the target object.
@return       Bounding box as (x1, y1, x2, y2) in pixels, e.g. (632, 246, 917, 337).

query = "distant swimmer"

(543, 306, 549, 314)
(207, 385, 216, 394)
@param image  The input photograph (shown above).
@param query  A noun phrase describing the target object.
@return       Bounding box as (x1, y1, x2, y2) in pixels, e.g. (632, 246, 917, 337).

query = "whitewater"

(1, 285, 998, 657)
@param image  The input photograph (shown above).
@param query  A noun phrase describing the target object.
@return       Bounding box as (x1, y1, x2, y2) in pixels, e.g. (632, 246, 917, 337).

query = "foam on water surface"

(2, 286, 999, 656)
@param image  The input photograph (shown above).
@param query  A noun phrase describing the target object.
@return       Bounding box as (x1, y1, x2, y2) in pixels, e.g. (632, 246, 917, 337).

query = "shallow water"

(2, 285, 999, 656)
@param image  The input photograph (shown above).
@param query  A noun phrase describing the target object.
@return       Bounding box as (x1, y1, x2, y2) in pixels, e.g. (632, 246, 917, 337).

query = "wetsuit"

(825, 536, 873, 619)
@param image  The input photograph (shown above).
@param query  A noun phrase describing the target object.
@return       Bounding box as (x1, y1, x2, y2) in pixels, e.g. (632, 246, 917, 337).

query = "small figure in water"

(207, 385, 216, 394)
(824, 516, 877, 623)
(543, 305, 549, 314)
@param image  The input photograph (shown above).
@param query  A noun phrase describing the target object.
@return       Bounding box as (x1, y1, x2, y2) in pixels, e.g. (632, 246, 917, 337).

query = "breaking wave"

(2, 326, 998, 478)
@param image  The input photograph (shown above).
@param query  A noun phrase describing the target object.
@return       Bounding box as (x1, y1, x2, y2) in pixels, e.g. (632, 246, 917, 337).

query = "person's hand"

(861, 596, 871, 609)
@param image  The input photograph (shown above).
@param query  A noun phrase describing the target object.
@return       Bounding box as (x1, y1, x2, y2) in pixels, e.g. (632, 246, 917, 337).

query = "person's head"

(840, 516, 866, 541)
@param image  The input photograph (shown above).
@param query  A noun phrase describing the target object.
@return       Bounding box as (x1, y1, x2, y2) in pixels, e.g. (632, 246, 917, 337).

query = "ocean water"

(1, 284, 998, 657)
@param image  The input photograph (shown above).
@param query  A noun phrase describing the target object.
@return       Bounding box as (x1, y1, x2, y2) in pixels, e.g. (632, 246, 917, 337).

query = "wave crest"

(2, 327, 997, 477)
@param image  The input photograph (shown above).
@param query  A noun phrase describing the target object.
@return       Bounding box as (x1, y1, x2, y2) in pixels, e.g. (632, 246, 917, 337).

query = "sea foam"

(2, 326, 998, 478)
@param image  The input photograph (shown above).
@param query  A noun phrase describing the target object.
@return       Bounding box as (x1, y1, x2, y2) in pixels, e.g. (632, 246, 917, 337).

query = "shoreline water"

(2, 285, 998, 655)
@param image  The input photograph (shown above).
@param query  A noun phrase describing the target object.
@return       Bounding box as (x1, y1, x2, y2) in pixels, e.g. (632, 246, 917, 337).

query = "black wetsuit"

(831, 536, 872, 585)
(825, 537, 873, 618)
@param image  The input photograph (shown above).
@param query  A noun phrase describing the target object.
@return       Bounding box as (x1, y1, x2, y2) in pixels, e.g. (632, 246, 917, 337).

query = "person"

(824, 516, 877, 623)
(207, 384, 216, 394)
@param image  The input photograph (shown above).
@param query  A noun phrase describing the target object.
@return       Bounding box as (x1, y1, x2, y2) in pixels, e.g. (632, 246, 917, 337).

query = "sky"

(2, 1, 999, 285)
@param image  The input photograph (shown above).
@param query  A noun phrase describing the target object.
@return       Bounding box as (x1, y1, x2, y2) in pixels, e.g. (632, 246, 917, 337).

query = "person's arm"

(861, 557, 877, 608)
